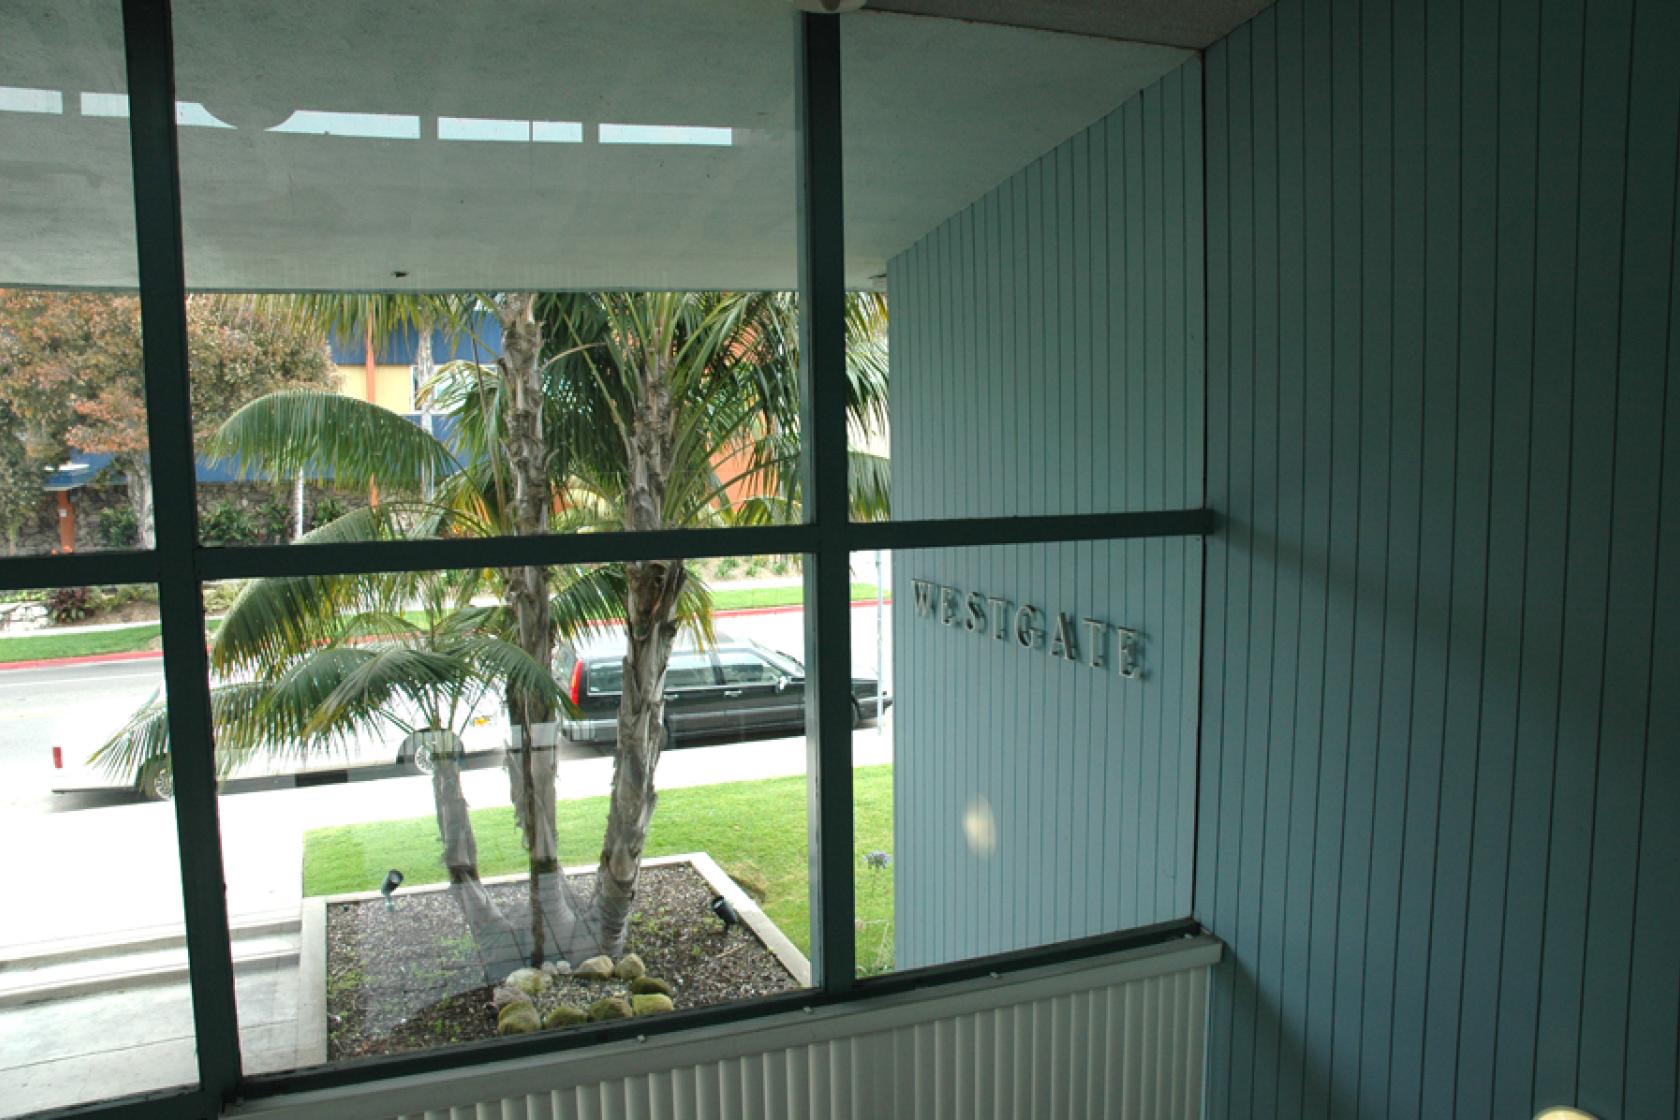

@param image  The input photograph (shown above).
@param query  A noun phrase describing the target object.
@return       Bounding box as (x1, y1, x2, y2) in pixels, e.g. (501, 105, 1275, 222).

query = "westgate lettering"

(910, 579, 1144, 679)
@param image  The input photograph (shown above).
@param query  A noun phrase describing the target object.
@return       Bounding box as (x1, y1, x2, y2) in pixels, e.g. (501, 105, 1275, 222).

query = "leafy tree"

(0, 292, 336, 548)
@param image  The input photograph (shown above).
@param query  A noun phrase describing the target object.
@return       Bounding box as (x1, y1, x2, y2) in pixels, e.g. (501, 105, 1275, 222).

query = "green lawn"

(303, 763, 898, 975)
(0, 584, 884, 665)
(0, 623, 166, 663)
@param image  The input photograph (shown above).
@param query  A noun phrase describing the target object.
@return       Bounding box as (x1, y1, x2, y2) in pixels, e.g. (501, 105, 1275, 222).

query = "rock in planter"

(491, 985, 531, 1010)
(587, 996, 633, 1022)
(505, 967, 550, 995)
(615, 953, 647, 981)
(543, 1004, 590, 1029)
(574, 955, 615, 980)
(497, 1002, 541, 1035)
(541, 960, 571, 977)
(630, 994, 674, 1016)
(629, 976, 674, 997)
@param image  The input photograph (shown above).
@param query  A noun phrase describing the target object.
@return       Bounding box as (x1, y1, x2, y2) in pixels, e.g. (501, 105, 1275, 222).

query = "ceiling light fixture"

(1534, 1109, 1599, 1120)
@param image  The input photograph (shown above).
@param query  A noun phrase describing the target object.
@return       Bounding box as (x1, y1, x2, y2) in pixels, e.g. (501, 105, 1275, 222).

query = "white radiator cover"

(233, 935, 1218, 1120)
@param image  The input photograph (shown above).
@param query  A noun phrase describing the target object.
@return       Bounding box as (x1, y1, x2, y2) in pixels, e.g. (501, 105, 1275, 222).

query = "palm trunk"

(594, 558, 685, 952)
(592, 336, 684, 954)
(424, 730, 523, 978)
(496, 294, 594, 964)
(127, 459, 155, 549)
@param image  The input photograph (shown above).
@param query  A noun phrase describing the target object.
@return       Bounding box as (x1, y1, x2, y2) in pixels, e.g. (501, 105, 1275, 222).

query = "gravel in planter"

(325, 863, 802, 1061)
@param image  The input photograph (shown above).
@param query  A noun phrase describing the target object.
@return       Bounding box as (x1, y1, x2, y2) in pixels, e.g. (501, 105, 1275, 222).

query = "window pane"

(193, 557, 811, 1073)
(841, 11, 1201, 521)
(852, 539, 1199, 978)
(172, 1, 810, 544)
(0, 3, 162, 556)
(0, 583, 198, 1116)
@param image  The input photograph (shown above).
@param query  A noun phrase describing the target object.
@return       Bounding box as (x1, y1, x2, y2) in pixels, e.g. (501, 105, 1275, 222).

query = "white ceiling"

(0, 0, 1194, 293)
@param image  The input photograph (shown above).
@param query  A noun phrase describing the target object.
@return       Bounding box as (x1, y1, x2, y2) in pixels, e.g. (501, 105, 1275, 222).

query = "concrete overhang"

(0, 0, 1233, 293)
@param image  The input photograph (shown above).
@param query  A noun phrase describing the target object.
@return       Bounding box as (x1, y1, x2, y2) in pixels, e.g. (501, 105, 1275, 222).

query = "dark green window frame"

(8, 4, 1212, 1117)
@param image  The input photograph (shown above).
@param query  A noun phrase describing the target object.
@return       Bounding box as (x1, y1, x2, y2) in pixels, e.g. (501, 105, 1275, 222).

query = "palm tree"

(494, 292, 889, 951)
(215, 289, 889, 958)
(92, 503, 584, 968)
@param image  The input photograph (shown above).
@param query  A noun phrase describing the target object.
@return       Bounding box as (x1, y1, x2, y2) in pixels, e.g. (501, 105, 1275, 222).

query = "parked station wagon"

(557, 631, 890, 746)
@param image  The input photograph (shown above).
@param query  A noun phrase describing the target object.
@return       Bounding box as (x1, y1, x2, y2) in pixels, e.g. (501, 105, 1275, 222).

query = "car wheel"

(410, 740, 437, 775)
(140, 761, 174, 801)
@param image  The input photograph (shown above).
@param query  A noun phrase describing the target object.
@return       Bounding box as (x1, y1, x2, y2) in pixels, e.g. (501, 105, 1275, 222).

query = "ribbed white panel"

(233, 937, 1218, 1120)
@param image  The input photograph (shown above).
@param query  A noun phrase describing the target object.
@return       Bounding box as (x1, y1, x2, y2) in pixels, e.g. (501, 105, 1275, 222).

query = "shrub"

(256, 498, 293, 543)
(310, 496, 348, 530)
(200, 501, 258, 545)
(95, 506, 139, 549)
(46, 586, 91, 624)
(202, 580, 246, 614)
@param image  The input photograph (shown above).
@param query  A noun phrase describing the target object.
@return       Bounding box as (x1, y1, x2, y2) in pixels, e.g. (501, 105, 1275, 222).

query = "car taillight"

(569, 660, 583, 706)
(52, 746, 62, 769)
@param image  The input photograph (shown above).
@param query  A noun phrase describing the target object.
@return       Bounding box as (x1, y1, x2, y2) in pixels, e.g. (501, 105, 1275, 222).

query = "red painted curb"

(0, 648, 165, 672)
(0, 598, 893, 673)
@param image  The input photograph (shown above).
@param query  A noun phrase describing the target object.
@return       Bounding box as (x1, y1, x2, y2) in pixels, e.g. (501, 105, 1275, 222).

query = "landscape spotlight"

(380, 868, 404, 911)
(709, 894, 739, 935)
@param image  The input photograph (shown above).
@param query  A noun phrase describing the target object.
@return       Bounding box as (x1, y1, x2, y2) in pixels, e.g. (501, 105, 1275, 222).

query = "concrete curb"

(295, 898, 327, 1068)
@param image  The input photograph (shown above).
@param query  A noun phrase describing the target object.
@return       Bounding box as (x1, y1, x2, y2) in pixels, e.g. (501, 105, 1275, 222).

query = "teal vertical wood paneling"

(889, 62, 1204, 970)
(1383, 0, 1436, 1113)
(1202, 0, 1680, 1116)
(1577, 0, 1678, 1113)
(1626, 175, 1680, 1120)
(1534, 0, 1633, 1108)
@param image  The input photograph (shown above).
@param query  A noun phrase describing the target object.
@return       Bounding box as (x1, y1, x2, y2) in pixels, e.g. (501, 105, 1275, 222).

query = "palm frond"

(207, 390, 459, 495)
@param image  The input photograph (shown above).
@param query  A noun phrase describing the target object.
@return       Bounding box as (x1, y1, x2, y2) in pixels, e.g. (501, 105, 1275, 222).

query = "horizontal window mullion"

(0, 549, 161, 593)
(193, 524, 823, 581)
(843, 507, 1216, 553)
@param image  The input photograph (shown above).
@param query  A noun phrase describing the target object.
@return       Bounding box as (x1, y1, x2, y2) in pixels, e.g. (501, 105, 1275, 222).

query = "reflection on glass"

(0, 584, 194, 1117)
(87, 558, 823, 1069)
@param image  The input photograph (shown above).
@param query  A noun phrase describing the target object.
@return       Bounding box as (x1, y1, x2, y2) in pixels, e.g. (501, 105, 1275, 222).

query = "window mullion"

(795, 11, 856, 994)
(121, 0, 242, 1103)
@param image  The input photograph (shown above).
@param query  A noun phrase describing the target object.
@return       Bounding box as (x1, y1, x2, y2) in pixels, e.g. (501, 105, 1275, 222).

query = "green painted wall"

(1199, 0, 1680, 1116)
(888, 61, 1205, 969)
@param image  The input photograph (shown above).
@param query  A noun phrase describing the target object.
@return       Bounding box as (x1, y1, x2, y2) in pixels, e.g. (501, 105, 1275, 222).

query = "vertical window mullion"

(795, 11, 856, 993)
(121, 0, 242, 1102)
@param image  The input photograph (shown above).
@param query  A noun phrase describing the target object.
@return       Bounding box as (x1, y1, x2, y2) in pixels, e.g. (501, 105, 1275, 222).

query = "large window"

(0, 3, 1209, 1116)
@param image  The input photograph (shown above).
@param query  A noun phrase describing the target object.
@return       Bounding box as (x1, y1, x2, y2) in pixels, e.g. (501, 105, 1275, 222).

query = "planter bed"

(319, 855, 805, 1061)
